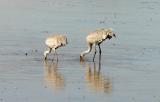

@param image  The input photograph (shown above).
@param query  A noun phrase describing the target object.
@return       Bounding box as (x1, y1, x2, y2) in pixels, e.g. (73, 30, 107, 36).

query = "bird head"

(105, 28, 116, 40)
(80, 54, 84, 62)
(44, 51, 47, 60)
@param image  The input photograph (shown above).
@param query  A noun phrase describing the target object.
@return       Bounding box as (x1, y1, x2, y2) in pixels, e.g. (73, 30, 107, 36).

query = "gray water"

(0, 0, 160, 102)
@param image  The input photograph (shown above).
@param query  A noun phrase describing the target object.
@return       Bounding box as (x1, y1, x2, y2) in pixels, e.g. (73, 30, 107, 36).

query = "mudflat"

(0, 0, 160, 102)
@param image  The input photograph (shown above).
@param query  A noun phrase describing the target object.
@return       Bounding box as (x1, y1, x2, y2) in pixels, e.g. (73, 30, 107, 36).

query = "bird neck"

(81, 43, 92, 57)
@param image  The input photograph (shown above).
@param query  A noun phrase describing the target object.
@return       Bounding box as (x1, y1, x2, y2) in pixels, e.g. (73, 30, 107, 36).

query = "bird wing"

(87, 31, 104, 44)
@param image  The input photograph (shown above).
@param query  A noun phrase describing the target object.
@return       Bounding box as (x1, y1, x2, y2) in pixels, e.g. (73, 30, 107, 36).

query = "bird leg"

(93, 62, 96, 74)
(93, 45, 97, 62)
(51, 48, 58, 61)
(44, 48, 52, 60)
(54, 50, 58, 62)
(98, 44, 101, 62)
(98, 58, 101, 75)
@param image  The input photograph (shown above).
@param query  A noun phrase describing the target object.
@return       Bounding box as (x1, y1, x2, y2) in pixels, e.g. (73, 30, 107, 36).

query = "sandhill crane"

(80, 28, 116, 62)
(44, 35, 68, 60)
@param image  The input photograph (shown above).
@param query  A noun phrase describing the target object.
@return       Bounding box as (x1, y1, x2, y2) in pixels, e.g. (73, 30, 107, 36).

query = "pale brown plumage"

(44, 35, 68, 60)
(80, 28, 116, 62)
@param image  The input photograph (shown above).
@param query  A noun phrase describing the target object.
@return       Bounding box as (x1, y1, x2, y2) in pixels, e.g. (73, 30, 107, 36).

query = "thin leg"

(93, 45, 97, 62)
(98, 59, 101, 75)
(51, 48, 58, 62)
(55, 50, 58, 62)
(51, 48, 56, 61)
(93, 62, 96, 75)
(98, 44, 101, 62)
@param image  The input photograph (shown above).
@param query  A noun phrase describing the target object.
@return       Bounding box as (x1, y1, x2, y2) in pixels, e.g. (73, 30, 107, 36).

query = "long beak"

(113, 33, 116, 38)
(80, 55, 84, 62)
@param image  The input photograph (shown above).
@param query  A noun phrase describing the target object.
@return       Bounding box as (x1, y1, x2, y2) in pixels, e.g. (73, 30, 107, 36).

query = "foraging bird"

(80, 28, 116, 62)
(44, 35, 68, 60)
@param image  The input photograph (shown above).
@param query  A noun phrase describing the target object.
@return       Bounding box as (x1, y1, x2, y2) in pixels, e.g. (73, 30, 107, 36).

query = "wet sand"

(0, 0, 160, 102)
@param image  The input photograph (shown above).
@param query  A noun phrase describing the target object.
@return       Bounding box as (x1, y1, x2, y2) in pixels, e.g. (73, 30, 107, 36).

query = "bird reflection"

(44, 60, 64, 91)
(85, 61, 112, 93)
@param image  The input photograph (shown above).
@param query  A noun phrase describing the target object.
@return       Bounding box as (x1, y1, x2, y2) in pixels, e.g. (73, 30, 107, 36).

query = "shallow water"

(0, 0, 160, 102)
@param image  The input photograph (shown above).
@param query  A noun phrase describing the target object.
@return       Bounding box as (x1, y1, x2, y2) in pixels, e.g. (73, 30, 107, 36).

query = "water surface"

(0, 0, 160, 102)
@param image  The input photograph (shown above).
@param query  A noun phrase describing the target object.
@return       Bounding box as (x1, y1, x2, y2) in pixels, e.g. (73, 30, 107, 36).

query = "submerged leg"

(93, 45, 97, 62)
(98, 59, 101, 75)
(51, 48, 56, 61)
(54, 49, 58, 62)
(51, 48, 59, 62)
(98, 44, 101, 62)
(93, 62, 96, 74)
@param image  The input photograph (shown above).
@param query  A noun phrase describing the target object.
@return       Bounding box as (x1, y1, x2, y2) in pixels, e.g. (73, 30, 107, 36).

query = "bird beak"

(113, 33, 116, 38)
(80, 55, 84, 62)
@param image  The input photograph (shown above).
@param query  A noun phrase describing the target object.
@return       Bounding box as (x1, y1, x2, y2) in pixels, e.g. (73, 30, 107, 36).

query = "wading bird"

(44, 35, 68, 60)
(80, 28, 116, 62)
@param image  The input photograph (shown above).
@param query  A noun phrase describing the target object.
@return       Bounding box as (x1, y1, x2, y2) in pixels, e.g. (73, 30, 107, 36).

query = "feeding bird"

(44, 35, 68, 60)
(80, 28, 116, 62)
